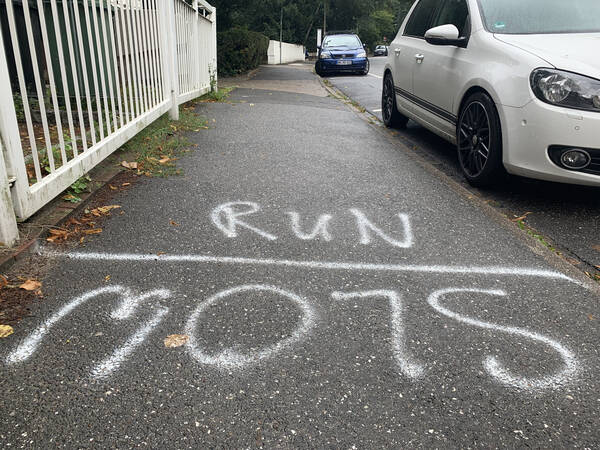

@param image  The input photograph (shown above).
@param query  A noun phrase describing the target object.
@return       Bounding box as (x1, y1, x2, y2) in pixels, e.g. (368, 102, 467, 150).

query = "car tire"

(456, 92, 505, 187)
(315, 62, 324, 77)
(382, 73, 409, 129)
(361, 59, 370, 76)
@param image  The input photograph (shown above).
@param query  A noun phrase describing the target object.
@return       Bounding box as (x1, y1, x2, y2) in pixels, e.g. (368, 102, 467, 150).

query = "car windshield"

(323, 35, 361, 48)
(478, 0, 600, 34)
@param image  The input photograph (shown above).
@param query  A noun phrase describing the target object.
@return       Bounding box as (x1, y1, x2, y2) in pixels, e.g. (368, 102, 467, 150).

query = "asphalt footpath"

(1, 65, 600, 448)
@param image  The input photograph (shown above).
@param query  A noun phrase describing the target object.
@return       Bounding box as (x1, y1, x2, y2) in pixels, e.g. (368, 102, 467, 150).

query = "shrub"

(217, 27, 269, 77)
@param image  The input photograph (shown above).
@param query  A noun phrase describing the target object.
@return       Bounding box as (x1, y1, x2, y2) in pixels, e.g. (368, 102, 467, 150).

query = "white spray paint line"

(91, 307, 169, 380)
(287, 212, 333, 241)
(185, 285, 317, 370)
(7, 285, 173, 366)
(350, 209, 413, 248)
(427, 288, 579, 391)
(6, 286, 124, 365)
(51, 251, 575, 283)
(211, 201, 277, 241)
(332, 290, 425, 379)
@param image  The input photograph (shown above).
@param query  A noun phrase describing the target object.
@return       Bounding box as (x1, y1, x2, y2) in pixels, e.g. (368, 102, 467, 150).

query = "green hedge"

(217, 28, 269, 77)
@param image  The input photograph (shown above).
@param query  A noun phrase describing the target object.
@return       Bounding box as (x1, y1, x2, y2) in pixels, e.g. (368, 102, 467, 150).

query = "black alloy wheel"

(457, 92, 504, 187)
(382, 73, 408, 128)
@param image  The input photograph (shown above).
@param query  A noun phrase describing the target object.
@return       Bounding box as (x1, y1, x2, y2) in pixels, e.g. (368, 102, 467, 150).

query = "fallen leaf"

(592, 245, 600, 253)
(589, 314, 595, 320)
(109, 185, 117, 191)
(159, 157, 170, 164)
(157, 252, 166, 256)
(512, 212, 533, 222)
(121, 161, 138, 170)
(19, 279, 42, 291)
(164, 334, 189, 348)
(0, 324, 14, 339)
(169, 220, 179, 227)
(122, 183, 131, 187)
(105, 275, 111, 282)
(83, 228, 103, 235)
(565, 257, 581, 266)
(0, 275, 9, 289)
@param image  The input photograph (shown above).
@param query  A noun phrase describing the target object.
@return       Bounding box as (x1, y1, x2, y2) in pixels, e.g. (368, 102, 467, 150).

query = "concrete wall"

(267, 40, 305, 65)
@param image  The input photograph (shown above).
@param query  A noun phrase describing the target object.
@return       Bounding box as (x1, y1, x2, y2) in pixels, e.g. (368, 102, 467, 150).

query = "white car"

(382, 0, 600, 186)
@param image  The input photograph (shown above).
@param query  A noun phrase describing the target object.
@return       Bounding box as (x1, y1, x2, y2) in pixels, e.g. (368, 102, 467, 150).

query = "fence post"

(0, 23, 27, 245)
(158, 0, 179, 120)
(0, 140, 19, 247)
(211, 7, 217, 91)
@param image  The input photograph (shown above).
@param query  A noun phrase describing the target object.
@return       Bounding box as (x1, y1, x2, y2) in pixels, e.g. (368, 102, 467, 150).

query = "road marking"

(211, 201, 277, 241)
(332, 290, 425, 379)
(372, 108, 382, 113)
(51, 251, 575, 282)
(287, 212, 333, 241)
(369, 73, 383, 79)
(185, 285, 316, 370)
(428, 288, 579, 391)
(91, 307, 169, 380)
(6, 286, 172, 365)
(350, 209, 413, 248)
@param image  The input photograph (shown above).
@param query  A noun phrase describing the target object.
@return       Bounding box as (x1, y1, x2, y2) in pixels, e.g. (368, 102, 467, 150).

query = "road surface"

(1, 65, 599, 448)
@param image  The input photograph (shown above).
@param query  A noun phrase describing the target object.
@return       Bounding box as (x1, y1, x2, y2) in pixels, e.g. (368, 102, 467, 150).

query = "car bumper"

(501, 99, 600, 186)
(317, 57, 368, 72)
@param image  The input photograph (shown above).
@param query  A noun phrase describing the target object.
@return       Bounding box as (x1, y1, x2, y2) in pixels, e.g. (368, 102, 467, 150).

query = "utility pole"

(280, 5, 283, 65)
(324, 1, 327, 36)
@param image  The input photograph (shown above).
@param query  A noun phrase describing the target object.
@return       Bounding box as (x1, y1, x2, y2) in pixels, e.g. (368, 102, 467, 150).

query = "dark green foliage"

(217, 27, 270, 76)
(210, 0, 415, 53)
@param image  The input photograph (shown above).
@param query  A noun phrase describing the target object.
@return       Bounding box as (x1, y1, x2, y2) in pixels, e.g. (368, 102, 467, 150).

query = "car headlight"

(320, 51, 332, 59)
(530, 68, 600, 112)
(357, 51, 367, 58)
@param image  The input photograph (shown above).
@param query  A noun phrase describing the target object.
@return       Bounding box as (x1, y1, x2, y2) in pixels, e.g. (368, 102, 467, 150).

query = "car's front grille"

(333, 54, 355, 59)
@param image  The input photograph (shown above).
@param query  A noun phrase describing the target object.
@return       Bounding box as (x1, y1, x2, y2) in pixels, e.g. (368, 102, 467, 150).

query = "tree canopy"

(207, 0, 415, 51)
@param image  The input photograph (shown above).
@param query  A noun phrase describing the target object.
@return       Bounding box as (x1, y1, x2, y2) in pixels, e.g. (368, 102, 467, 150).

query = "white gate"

(0, 0, 216, 246)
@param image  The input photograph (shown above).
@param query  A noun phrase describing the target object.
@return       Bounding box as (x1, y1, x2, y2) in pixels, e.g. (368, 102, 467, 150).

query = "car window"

(431, 0, 470, 37)
(322, 35, 361, 48)
(404, 0, 444, 38)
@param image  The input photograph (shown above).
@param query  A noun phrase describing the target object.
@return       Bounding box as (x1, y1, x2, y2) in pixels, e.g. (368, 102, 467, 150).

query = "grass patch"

(516, 220, 556, 252)
(197, 87, 235, 103)
(121, 102, 209, 177)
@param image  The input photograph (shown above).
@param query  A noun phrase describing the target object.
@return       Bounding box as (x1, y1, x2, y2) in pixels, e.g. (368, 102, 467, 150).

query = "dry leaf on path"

(512, 212, 533, 222)
(0, 275, 8, 290)
(0, 325, 14, 339)
(592, 245, 600, 253)
(121, 161, 138, 170)
(169, 220, 180, 227)
(164, 334, 189, 348)
(158, 157, 171, 164)
(19, 279, 42, 291)
(83, 228, 103, 235)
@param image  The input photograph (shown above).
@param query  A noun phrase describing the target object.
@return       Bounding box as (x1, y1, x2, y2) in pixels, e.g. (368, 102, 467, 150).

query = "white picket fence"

(0, 0, 216, 246)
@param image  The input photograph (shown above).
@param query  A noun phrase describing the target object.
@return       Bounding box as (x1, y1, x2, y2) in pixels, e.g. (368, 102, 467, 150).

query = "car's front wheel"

(382, 73, 408, 128)
(361, 60, 370, 76)
(457, 92, 505, 187)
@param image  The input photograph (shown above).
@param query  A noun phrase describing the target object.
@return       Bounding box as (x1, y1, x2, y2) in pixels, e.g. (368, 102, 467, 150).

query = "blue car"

(315, 33, 370, 76)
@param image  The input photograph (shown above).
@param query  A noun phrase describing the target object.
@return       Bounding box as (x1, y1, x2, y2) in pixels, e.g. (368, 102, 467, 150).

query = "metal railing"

(0, 0, 216, 246)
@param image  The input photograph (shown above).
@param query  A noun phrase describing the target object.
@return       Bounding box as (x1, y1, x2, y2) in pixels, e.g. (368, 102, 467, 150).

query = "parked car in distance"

(316, 32, 370, 76)
(382, 0, 600, 187)
(374, 45, 389, 57)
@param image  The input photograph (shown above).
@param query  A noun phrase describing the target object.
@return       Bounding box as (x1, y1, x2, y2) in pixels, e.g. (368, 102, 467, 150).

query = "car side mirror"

(424, 24, 467, 48)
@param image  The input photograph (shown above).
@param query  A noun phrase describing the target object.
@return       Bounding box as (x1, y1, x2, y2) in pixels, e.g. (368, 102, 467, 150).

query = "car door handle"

(415, 54, 425, 64)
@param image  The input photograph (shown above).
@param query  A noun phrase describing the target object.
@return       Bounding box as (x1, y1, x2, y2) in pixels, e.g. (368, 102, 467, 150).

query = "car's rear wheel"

(382, 73, 408, 128)
(457, 92, 505, 187)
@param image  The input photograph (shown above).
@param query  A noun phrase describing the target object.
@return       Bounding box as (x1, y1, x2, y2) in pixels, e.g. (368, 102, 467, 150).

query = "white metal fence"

(0, 0, 216, 246)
